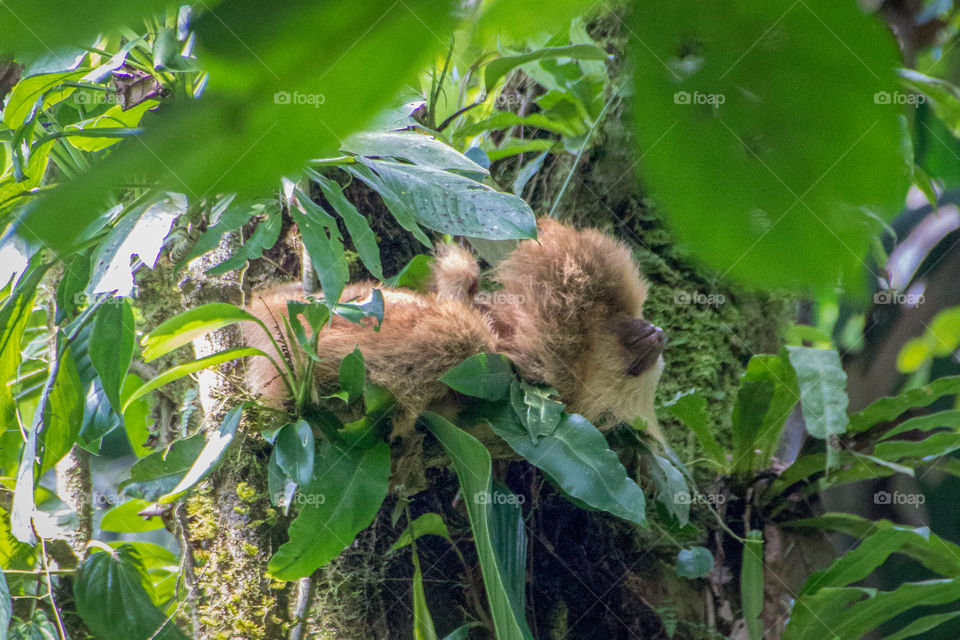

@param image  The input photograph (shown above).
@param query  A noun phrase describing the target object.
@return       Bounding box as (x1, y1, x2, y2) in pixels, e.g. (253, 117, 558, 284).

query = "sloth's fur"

(243, 218, 665, 442)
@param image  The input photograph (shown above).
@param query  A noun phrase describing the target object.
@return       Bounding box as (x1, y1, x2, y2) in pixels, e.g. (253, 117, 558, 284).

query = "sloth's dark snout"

(615, 317, 666, 376)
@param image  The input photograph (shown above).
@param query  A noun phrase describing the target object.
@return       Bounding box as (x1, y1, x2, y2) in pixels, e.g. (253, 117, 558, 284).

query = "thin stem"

(547, 93, 617, 219)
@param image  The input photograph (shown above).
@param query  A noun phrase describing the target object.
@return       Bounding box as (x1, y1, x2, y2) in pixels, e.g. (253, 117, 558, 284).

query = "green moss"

(236, 481, 257, 502)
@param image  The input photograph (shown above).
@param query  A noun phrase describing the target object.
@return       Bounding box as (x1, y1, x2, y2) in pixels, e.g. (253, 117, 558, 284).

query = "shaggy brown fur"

(243, 218, 665, 443)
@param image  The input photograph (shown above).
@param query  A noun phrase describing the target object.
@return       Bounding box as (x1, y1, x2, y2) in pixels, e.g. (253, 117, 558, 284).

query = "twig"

(288, 574, 317, 640)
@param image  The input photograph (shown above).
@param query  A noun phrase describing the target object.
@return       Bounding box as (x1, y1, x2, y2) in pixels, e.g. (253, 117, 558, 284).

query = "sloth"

(243, 218, 666, 447)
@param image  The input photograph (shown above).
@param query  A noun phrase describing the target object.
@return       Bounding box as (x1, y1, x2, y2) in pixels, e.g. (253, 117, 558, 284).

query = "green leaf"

(0, 268, 42, 434)
(676, 546, 713, 579)
(65, 101, 157, 152)
(731, 354, 798, 474)
(312, 173, 384, 280)
(122, 347, 267, 411)
(628, 1, 908, 292)
(273, 420, 316, 488)
(120, 374, 152, 457)
(485, 407, 647, 527)
(268, 438, 390, 580)
(783, 580, 960, 640)
(364, 159, 537, 240)
(100, 499, 163, 533)
(342, 131, 488, 174)
(649, 452, 690, 526)
(884, 611, 960, 640)
(484, 44, 609, 91)
(880, 410, 960, 440)
(389, 513, 453, 553)
(39, 350, 83, 475)
(346, 164, 431, 247)
(141, 303, 262, 362)
(899, 69, 960, 138)
(662, 390, 726, 470)
(411, 545, 438, 640)
(439, 353, 513, 400)
(785, 347, 848, 440)
(89, 298, 135, 413)
(786, 513, 960, 578)
(423, 413, 534, 640)
(456, 112, 579, 138)
(338, 348, 366, 405)
(292, 190, 348, 312)
(509, 380, 564, 442)
(2, 70, 84, 129)
(156, 406, 242, 504)
(849, 375, 960, 432)
(441, 624, 481, 640)
(741, 531, 764, 640)
(384, 255, 434, 291)
(74, 545, 188, 640)
(121, 434, 205, 500)
(874, 430, 960, 462)
(208, 213, 283, 276)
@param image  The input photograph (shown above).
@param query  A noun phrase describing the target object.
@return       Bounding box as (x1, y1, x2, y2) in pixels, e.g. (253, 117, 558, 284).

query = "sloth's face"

(614, 316, 666, 377)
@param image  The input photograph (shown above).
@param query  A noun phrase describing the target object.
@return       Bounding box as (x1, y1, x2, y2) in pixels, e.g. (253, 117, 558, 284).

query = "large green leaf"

(485, 407, 647, 527)
(273, 420, 315, 488)
(786, 347, 848, 440)
(38, 350, 83, 475)
(783, 579, 960, 640)
(423, 413, 534, 640)
(140, 303, 263, 362)
(2, 70, 85, 129)
(18, 0, 457, 254)
(122, 347, 268, 411)
(439, 353, 513, 400)
(731, 354, 798, 474)
(663, 389, 726, 470)
(628, 1, 908, 292)
(100, 499, 164, 533)
(786, 513, 960, 577)
(89, 298, 135, 413)
(74, 545, 189, 640)
(120, 434, 206, 500)
(291, 190, 348, 312)
(509, 380, 564, 442)
(155, 406, 242, 504)
(363, 160, 537, 240)
(484, 44, 609, 91)
(312, 173, 384, 280)
(849, 375, 960, 432)
(342, 131, 487, 174)
(268, 438, 389, 580)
